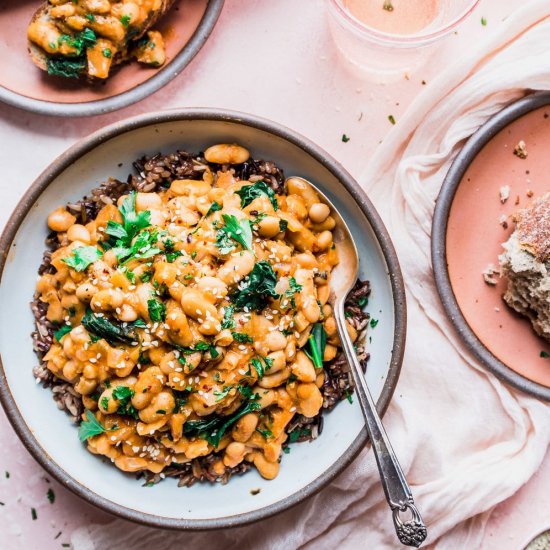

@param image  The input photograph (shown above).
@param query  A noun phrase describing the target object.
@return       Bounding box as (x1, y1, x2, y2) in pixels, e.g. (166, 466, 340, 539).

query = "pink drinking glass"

(327, 0, 481, 81)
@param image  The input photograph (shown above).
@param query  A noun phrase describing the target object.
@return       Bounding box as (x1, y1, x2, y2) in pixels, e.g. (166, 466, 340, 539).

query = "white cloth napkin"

(72, 2, 550, 548)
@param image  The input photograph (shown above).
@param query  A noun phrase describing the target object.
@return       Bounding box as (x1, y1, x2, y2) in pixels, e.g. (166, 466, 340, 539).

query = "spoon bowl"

(285, 176, 427, 548)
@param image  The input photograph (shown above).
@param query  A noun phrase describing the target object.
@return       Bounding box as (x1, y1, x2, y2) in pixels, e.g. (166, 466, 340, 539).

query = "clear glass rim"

(329, 0, 481, 46)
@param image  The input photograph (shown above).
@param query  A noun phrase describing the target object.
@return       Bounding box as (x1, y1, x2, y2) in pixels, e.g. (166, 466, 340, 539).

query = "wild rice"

(31, 149, 371, 486)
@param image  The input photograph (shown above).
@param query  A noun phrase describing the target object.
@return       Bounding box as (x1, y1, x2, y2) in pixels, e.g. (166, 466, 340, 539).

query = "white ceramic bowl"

(0, 110, 406, 529)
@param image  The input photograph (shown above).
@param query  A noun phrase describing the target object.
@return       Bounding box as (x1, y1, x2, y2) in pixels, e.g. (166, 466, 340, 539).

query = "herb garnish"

(250, 356, 273, 379)
(216, 214, 253, 253)
(279, 219, 288, 232)
(58, 28, 97, 56)
(206, 201, 222, 217)
(232, 332, 253, 344)
(62, 246, 103, 272)
(47, 488, 55, 504)
(236, 181, 278, 211)
(120, 15, 131, 27)
(112, 386, 138, 418)
(370, 318, 379, 328)
(305, 323, 326, 369)
(54, 325, 72, 342)
(81, 309, 141, 346)
(183, 397, 262, 447)
(285, 277, 303, 309)
(342, 134, 350, 143)
(221, 305, 235, 329)
(256, 427, 273, 439)
(147, 298, 166, 323)
(388, 115, 396, 125)
(31, 508, 37, 520)
(78, 410, 108, 441)
(47, 57, 86, 79)
(214, 385, 234, 402)
(230, 261, 279, 311)
(288, 427, 311, 443)
(541, 351, 549, 358)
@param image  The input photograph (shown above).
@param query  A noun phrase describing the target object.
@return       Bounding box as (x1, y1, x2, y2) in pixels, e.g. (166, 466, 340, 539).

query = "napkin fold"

(72, 2, 550, 548)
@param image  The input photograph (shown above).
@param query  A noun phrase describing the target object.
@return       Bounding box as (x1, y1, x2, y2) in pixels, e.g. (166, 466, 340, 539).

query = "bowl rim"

(432, 90, 550, 402)
(0, 108, 407, 529)
(0, 0, 224, 118)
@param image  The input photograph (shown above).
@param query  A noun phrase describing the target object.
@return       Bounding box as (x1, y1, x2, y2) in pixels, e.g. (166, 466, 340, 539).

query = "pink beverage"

(343, 0, 439, 35)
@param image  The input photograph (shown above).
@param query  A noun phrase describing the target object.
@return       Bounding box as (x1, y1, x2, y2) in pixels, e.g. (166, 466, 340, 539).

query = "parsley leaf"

(216, 214, 253, 253)
(230, 261, 279, 311)
(232, 332, 253, 344)
(112, 386, 138, 418)
(78, 410, 107, 441)
(250, 356, 273, 379)
(305, 323, 326, 369)
(58, 28, 97, 56)
(221, 305, 235, 329)
(62, 246, 103, 272)
(214, 385, 234, 402)
(285, 276, 303, 309)
(47, 57, 86, 79)
(147, 298, 166, 323)
(236, 181, 278, 211)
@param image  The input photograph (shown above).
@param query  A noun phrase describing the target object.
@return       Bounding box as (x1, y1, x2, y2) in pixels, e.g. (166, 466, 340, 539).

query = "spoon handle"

(334, 301, 427, 548)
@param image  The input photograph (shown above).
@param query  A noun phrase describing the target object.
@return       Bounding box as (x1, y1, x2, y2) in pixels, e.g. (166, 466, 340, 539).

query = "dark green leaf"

(279, 219, 288, 232)
(47, 57, 86, 79)
(147, 298, 166, 323)
(47, 488, 55, 504)
(305, 323, 326, 369)
(236, 181, 278, 211)
(216, 214, 253, 253)
(221, 305, 235, 329)
(206, 201, 222, 217)
(541, 351, 549, 358)
(54, 325, 72, 342)
(62, 246, 103, 272)
(81, 309, 140, 346)
(370, 318, 379, 328)
(230, 261, 279, 311)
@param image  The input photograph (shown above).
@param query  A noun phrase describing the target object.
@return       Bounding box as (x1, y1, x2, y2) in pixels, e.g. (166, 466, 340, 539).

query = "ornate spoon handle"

(334, 300, 427, 548)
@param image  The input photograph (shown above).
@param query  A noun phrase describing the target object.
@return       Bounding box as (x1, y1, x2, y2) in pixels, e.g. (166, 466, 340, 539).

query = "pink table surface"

(0, 1, 548, 548)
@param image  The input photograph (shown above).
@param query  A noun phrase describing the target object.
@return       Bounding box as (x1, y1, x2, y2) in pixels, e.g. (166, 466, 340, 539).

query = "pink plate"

(0, 0, 223, 116)
(433, 93, 550, 400)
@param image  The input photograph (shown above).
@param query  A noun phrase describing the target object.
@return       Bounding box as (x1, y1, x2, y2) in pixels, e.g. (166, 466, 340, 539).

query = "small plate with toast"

(0, 0, 224, 117)
(433, 92, 550, 400)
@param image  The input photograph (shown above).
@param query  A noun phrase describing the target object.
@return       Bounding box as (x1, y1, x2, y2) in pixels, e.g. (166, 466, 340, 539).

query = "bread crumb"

(513, 140, 528, 159)
(499, 214, 508, 229)
(515, 195, 520, 205)
(526, 189, 534, 198)
(499, 185, 510, 203)
(482, 263, 500, 285)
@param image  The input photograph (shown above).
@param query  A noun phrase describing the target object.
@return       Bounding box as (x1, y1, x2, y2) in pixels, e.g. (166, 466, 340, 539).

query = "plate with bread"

(433, 92, 550, 400)
(0, 0, 224, 117)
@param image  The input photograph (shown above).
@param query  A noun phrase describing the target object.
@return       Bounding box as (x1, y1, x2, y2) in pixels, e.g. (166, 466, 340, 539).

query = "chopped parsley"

(147, 298, 166, 323)
(85, 13, 96, 22)
(285, 277, 303, 308)
(47, 488, 55, 504)
(230, 261, 279, 311)
(388, 115, 396, 125)
(256, 427, 273, 439)
(120, 15, 131, 27)
(481, 16, 487, 26)
(541, 351, 549, 358)
(232, 332, 253, 344)
(305, 323, 326, 369)
(221, 305, 235, 329)
(112, 386, 138, 418)
(31, 507, 37, 520)
(214, 385, 234, 402)
(103, 48, 112, 58)
(250, 356, 273, 379)
(279, 219, 288, 232)
(288, 427, 311, 443)
(342, 134, 350, 143)
(216, 214, 253, 253)
(236, 181, 278, 211)
(370, 318, 379, 328)
(62, 246, 103, 272)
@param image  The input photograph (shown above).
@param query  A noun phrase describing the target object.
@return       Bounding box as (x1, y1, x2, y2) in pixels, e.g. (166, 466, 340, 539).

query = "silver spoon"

(286, 177, 427, 548)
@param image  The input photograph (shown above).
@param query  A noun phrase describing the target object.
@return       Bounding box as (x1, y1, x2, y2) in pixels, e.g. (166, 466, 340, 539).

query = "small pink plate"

(0, 0, 224, 117)
(433, 92, 550, 401)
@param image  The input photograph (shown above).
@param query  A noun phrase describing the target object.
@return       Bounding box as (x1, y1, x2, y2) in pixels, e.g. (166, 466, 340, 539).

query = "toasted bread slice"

(27, 0, 175, 80)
